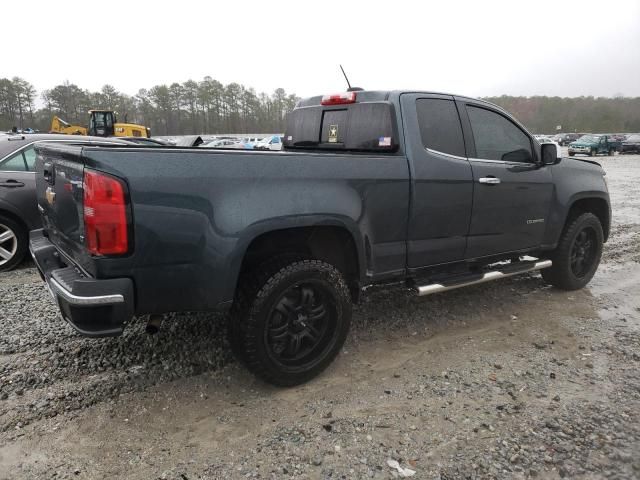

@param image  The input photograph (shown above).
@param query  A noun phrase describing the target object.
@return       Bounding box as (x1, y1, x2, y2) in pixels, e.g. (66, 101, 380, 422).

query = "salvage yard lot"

(1, 153, 639, 479)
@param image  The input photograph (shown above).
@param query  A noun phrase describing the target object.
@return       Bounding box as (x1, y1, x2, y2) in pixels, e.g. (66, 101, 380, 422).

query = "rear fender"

(0, 199, 31, 230)
(223, 215, 365, 301)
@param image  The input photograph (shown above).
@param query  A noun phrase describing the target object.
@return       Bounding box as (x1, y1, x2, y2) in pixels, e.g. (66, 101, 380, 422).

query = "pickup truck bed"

(31, 89, 611, 385)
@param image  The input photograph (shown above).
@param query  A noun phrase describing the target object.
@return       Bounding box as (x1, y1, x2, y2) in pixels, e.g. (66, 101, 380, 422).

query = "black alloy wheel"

(230, 257, 352, 386)
(541, 212, 604, 290)
(570, 227, 597, 278)
(265, 281, 335, 368)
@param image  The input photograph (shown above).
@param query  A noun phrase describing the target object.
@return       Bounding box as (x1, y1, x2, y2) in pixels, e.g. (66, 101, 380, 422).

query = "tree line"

(483, 95, 640, 134)
(1, 77, 299, 135)
(2, 76, 640, 135)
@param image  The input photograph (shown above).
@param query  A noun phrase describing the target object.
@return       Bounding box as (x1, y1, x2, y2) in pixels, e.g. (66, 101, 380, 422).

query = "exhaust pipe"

(146, 314, 163, 335)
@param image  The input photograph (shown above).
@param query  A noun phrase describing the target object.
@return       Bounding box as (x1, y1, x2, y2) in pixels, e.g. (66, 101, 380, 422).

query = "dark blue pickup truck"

(30, 90, 610, 386)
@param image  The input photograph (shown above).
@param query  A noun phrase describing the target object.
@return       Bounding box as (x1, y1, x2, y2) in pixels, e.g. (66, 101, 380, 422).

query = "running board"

(414, 260, 552, 296)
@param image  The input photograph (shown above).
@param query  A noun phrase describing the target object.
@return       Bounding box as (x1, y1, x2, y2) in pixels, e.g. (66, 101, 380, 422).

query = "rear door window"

(23, 147, 37, 171)
(0, 150, 27, 171)
(416, 99, 466, 157)
(466, 105, 533, 163)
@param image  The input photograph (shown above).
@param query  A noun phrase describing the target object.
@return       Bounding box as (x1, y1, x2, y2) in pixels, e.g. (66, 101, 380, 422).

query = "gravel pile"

(0, 269, 231, 432)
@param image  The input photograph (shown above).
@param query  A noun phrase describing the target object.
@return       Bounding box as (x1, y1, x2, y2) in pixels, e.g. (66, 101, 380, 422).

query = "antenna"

(340, 65, 352, 90)
(339, 65, 364, 92)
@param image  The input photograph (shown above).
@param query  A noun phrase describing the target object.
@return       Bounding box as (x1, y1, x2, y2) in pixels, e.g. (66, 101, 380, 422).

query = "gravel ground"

(0, 153, 639, 479)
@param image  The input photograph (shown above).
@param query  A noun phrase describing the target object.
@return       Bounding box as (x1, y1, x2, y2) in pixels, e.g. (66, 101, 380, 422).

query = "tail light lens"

(321, 92, 357, 105)
(83, 169, 129, 255)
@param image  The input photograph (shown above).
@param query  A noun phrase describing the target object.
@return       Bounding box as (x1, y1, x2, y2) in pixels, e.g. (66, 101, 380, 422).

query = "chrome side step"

(414, 260, 552, 297)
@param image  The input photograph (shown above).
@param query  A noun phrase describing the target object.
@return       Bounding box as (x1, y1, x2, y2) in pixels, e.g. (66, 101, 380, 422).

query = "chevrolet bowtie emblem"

(45, 187, 56, 205)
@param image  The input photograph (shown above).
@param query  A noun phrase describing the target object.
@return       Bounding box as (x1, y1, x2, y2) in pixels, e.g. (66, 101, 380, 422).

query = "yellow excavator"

(50, 110, 150, 138)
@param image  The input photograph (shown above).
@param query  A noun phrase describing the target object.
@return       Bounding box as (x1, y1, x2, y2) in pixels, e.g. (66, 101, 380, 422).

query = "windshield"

(576, 135, 600, 143)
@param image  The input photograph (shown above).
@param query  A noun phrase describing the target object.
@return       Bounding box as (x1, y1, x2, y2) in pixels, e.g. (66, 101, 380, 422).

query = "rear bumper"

(29, 229, 134, 337)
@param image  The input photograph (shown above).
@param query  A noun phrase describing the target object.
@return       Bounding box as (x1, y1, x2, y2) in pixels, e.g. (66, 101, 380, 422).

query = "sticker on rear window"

(328, 125, 338, 143)
(379, 136, 391, 147)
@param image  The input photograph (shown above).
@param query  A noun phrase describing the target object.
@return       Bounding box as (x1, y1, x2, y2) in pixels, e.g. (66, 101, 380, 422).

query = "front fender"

(542, 158, 609, 247)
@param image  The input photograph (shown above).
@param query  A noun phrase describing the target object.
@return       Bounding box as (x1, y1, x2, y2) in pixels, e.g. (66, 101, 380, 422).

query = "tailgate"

(35, 143, 88, 267)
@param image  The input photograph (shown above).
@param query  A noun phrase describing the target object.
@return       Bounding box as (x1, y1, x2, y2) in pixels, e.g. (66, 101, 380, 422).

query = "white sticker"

(287, 136, 293, 141)
(379, 136, 391, 147)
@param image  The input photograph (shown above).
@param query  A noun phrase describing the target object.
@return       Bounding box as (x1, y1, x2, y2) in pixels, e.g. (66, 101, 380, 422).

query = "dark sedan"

(555, 133, 583, 146)
(620, 134, 640, 154)
(0, 134, 135, 271)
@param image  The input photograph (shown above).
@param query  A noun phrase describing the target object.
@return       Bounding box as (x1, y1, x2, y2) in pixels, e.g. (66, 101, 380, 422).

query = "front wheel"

(230, 257, 352, 386)
(569, 152, 575, 156)
(608, 148, 615, 156)
(590, 149, 596, 157)
(541, 212, 603, 290)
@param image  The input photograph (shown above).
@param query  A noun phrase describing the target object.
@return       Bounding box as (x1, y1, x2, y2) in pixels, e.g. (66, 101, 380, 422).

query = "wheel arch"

(0, 206, 29, 235)
(227, 218, 365, 303)
(565, 195, 611, 241)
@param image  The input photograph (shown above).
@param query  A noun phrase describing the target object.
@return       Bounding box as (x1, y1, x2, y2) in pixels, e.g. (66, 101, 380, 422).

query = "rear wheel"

(230, 257, 352, 386)
(541, 212, 603, 290)
(0, 215, 27, 272)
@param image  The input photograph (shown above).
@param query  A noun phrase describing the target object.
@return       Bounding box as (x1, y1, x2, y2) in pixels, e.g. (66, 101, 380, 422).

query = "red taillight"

(321, 92, 357, 106)
(83, 169, 129, 255)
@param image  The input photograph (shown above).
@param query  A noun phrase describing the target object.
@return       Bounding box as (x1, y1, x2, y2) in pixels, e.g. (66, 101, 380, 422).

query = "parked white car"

(254, 135, 283, 151)
(202, 139, 241, 148)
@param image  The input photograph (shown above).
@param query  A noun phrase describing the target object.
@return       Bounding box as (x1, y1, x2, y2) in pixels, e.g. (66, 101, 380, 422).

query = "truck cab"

(87, 110, 116, 137)
(568, 134, 619, 156)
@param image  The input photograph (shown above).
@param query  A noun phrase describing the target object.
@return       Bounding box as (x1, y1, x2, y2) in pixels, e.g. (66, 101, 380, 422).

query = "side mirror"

(541, 143, 558, 165)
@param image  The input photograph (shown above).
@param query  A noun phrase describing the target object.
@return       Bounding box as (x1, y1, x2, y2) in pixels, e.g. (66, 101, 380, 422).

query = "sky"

(3, 0, 640, 99)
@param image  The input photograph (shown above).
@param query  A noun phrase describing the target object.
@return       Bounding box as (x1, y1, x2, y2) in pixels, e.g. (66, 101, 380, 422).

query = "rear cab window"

(283, 91, 399, 153)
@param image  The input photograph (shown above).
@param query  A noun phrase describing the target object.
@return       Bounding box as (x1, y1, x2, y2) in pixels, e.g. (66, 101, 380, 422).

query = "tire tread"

(230, 256, 352, 386)
(541, 212, 603, 290)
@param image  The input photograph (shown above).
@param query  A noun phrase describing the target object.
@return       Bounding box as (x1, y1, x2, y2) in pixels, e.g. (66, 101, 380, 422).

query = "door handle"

(478, 177, 501, 185)
(0, 180, 25, 188)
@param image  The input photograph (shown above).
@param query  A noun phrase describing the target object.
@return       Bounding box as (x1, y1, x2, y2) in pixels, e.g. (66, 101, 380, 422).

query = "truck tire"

(230, 257, 352, 386)
(569, 152, 575, 156)
(541, 212, 603, 290)
(0, 214, 27, 272)
(589, 149, 596, 157)
(608, 148, 615, 156)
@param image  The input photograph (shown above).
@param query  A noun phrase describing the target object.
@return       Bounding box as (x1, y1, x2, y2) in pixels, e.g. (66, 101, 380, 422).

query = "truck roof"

(296, 90, 505, 112)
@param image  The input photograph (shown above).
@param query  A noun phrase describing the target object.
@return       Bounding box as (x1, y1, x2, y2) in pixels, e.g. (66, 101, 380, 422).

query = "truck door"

(458, 100, 553, 258)
(400, 94, 474, 267)
(598, 136, 608, 154)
